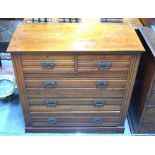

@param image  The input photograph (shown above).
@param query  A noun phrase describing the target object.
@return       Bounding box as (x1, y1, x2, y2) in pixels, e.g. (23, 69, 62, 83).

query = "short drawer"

(30, 112, 120, 127)
(25, 78, 126, 89)
(78, 55, 132, 72)
(26, 88, 125, 98)
(21, 55, 75, 73)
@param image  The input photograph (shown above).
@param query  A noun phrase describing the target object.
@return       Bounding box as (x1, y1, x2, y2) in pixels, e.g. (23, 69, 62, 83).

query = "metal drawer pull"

(45, 100, 57, 107)
(41, 62, 55, 69)
(92, 117, 103, 125)
(96, 80, 108, 88)
(94, 100, 105, 107)
(44, 80, 56, 88)
(97, 61, 111, 70)
(48, 117, 58, 125)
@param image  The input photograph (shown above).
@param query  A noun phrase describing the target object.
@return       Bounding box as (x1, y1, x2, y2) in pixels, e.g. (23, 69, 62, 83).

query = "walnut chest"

(7, 23, 144, 133)
(128, 27, 155, 134)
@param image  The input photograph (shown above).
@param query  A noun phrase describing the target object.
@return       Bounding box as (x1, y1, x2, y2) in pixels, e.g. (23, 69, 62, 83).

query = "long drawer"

(26, 88, 125, 98)
(27, 98, 123, 106)
(29, 104, 122, 112)
(30, 112, 120, 127)
(24, 72, 129, 79)
(25, 78, 126, 88)
(28, 98, 122, 111)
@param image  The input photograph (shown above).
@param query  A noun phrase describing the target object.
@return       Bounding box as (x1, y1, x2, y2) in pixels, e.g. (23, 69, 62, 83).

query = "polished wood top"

(7, 23, 144, 52)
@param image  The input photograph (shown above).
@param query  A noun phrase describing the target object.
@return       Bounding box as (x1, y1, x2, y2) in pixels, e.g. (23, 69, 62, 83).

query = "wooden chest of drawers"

(128, 27, 155, 134)
(7, 23, 144, 133)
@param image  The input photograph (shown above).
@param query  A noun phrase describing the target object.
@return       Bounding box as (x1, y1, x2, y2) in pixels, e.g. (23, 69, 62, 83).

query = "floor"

(0, 59, 132, 136)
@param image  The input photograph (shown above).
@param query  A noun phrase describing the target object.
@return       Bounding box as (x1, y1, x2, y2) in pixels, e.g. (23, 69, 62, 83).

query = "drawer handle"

(45, 100, 57, 107)
(48, 117, 58, 125)
(92, 117, 103, 125)
(44, 80, 56, 88)
(97, 62, 111, 70)
(96, 80, 108, 88)
(94, 100, 106, 107)
(41, 62, 55, 69)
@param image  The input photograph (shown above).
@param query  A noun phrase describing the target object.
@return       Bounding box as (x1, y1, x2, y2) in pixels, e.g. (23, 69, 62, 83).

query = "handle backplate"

(97, 61, 111, 70)
(45, 100, 58, 107)
(48, 117, 58, 124)
(44, 80, 56, 88)
(96, 80, 108, 88)
(41, 62, 55, 69)
(92, 117, 103, 125)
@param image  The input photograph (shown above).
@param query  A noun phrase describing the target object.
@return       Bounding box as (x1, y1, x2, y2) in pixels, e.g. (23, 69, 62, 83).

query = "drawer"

(26, 88, 125, 98)
(30, 111, 121, 117)
(28, 98, 123, 106)
(24, 72, 129, 79)
(21, 55, 75, 73)
(25, 78, 126, 89)
(29, 101, 122, 112)
(30, 112, 120, 127)
(78, 55, 132, 72)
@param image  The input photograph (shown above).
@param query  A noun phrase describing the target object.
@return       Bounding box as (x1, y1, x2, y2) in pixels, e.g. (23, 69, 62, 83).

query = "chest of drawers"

(128, 27, 155, 134)
(7, 23, 144, 133)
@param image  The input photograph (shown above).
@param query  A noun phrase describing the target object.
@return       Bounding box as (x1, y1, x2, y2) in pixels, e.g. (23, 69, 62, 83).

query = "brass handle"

(92, 117, 103, 125)
(44, 80, 56, 88)
(96, 80, 108, 88)
(97, 61, 111, 70)
(41, 62, 55, 69)
(94, 100, 105, 107)
(48, 117, 58, 124)
(45, 100, 57, 107)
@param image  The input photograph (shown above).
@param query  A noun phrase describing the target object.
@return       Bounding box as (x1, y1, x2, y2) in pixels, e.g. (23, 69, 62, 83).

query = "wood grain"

(7, 23, 144, 52)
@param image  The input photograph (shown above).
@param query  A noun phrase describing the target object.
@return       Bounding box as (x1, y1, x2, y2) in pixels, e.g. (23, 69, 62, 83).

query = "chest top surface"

(7, 23, 144, 53)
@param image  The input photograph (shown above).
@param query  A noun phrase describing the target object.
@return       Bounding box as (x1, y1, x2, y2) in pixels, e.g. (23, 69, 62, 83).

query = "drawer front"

(26, 88, 125, 98)
(29, 104, 121, 112)
(24, 72, 129, 79)
(30, 112, 120, 127)
(28, 98, 123, 106)
(78, 55, 132, 73)
(25, 78, 126, 89)
(21, 55, 75, 73)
